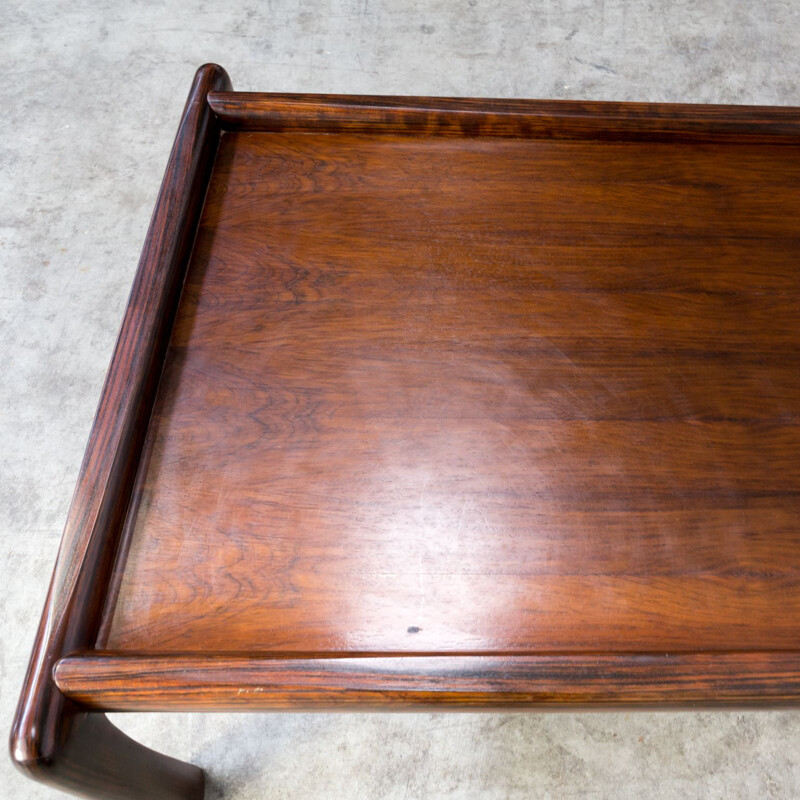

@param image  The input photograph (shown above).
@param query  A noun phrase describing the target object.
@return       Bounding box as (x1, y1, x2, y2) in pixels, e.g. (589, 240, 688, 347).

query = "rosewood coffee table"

(11, 64, 800, 799)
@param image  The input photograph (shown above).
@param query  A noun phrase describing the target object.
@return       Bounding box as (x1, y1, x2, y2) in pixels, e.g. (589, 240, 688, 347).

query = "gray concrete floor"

(2, 1, 799, 798)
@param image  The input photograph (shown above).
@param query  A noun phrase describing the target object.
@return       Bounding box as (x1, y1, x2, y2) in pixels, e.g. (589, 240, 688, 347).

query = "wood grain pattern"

(54, 652, 800, 710)
(10, 63, 231, 799)
(208, 92, 800, 142)
(12, 68, 800, 800)
(102, 131, 800, 660)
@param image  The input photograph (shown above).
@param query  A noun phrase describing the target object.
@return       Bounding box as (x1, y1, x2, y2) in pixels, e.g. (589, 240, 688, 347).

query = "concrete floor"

(2, 1, 799, 798)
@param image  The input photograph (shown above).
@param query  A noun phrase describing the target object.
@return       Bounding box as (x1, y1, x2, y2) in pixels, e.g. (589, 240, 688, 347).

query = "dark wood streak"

(54, 652, 800, 710)
(208, 92, 800, 142)
(9, 64, 231, 800)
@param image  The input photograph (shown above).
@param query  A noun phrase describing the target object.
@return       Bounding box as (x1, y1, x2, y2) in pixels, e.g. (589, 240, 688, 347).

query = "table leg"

(11, 711, 204, 800)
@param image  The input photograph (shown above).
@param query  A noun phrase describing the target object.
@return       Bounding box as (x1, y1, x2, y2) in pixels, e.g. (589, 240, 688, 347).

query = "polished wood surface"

(207, 91, 800, 142)
(13, 66, 800, 800)
(10, 63, 231, 800)
(103, 131, 800, 656)
(54, 652, 800, 711)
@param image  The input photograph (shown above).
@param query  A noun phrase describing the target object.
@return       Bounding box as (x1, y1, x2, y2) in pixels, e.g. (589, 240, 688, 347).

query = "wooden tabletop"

(15, 67, 800, 800)
(18, 68, 800, 724)
(98, 130, 800, 658)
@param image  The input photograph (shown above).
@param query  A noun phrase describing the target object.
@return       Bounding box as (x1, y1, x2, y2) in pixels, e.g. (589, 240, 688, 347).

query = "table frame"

(10, 64, 800, 800)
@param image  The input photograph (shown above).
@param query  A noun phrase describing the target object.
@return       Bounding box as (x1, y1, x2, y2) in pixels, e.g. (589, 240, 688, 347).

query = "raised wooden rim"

(10, 64, 231, 792)
(208, 91, 800, 141)
(54, 652, 800, 710)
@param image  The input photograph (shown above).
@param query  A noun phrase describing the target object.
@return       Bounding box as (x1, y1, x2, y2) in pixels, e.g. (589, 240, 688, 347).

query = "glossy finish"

(207, 91, 800, 141)
(11, 63, 800, 799)
(55, 652, 800, 711)
(104, 131, 800, 657)
(9, 63, 231, 799)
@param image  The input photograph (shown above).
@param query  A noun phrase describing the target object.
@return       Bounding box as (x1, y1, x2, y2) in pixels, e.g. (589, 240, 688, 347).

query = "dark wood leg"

(11, 711, 204, 800)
